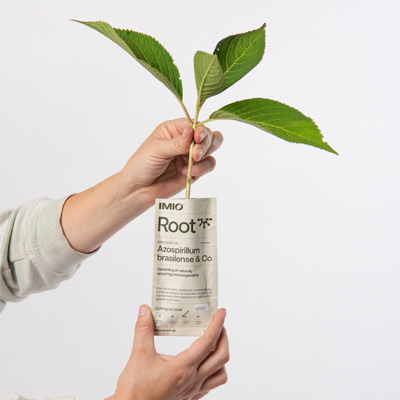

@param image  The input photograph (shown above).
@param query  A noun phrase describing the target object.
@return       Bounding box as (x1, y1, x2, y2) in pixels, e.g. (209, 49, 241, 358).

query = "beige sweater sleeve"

(0, 196, 97, 313)
(0, 392, 74, 400)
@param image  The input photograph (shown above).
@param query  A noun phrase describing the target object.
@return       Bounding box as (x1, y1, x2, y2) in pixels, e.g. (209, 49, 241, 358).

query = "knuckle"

(195, 391, 209, 400)
(216, 131, 224, 145)
(207, 157, 216, 171)
(207, 337, 218, 353)
(156, 121, 166, 131)
(135, 319, 152, 333)
(213, 130, 223, 140)
(173, 138, 183, 153)
(221, 371, 228, 385)
(220, 350, 230, 364)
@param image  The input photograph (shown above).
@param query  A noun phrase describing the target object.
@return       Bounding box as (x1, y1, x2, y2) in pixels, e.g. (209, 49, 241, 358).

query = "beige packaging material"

(151, 198, 218, 336)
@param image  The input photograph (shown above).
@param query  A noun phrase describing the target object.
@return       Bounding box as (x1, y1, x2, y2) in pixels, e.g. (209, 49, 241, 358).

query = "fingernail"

(197, 149, 204, 160)
(138, 305, 148, 317)
(200, 130, 205, 141)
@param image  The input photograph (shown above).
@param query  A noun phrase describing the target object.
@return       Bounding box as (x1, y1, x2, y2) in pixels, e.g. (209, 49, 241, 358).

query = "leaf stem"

(196, 118, 216, 127)
(177, 98, 192, 124)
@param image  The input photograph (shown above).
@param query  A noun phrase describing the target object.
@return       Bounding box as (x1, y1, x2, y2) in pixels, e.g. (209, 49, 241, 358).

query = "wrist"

(114, 170, 154, 218)
(61, 172, 152, 253)
(107, 389, 140, 400)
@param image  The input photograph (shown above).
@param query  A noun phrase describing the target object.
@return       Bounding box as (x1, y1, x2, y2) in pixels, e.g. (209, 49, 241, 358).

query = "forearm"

(60, 120, 222, 254)
(61, 172, 151, 254)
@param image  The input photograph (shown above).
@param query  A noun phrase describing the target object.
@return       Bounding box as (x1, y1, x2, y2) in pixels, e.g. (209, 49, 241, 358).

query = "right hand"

(118, 118, 223, 205)
(61, 119, 223, 254)
(108, 305, 229, 400)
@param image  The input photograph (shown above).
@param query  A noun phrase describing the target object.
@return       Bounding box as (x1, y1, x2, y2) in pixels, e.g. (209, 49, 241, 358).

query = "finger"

(194, 125, 212, 144)
(193, 126, 213, 161)
(197, 327, 229, 379)
(199, 366, 228, 393)
(205, 131, 223, 157)
(190, 391, 210, 400)
(178, 309, 226, 367)
(195, 130, 223, 162)
(182, 156, 216, 177)
(163, 118, 194, 138)
(132, 304, 156, 355)
(157, 125, 194, 158)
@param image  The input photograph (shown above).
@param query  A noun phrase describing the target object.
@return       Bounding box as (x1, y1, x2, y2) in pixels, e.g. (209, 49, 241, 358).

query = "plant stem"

(196, 118, 215, 127)
(185, 107, 200, 199)
(185, 140, 195, 199)
(177, 98, 192, 123)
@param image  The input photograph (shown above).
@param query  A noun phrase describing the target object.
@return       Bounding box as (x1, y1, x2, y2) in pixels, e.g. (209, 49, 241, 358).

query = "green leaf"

(194, 51, 225, 107)
(209, 98, 337, 154)
(72, 20, 183, 100)
(213, 24, 266, 92)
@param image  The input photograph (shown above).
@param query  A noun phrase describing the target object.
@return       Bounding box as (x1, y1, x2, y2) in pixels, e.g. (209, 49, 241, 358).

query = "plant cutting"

(73, 20, 337, 199)
(74, 20, 337, 336)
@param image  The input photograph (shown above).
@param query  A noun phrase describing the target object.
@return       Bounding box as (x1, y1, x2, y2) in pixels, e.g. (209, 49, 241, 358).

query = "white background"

(1, 0, 399, 399)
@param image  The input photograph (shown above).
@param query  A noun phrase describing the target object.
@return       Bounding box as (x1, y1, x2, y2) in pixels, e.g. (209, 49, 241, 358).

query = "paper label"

(151, 198, 218, 336)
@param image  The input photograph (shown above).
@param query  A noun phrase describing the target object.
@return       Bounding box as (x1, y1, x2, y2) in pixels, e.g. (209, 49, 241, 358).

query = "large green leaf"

(213, 24, 266, 92)
(73, 20, 183, 100)
(194, 51, 225, 107)
(210, 98, 337, 154)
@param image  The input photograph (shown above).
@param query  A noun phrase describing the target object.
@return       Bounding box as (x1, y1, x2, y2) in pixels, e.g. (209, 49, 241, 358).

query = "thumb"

(132, 304, 156, 354)
(158, 125, 194, 158)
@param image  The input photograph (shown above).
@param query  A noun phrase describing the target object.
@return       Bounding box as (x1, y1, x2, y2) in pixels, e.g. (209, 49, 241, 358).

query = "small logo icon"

(181, 310, 191, 319)
(198, 218, 212, 228)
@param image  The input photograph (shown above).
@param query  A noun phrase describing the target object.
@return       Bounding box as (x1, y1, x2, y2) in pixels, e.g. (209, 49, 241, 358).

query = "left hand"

(107, 305, 229, 400)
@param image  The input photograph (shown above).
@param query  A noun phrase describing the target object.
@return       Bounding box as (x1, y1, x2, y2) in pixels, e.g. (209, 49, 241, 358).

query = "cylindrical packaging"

(151, 198, 218, 336)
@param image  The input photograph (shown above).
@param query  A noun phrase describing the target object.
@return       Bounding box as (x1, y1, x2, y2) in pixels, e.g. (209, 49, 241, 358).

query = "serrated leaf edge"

(209, 97, 338, 155)
(72, 20, 183, 101)
(115, 27, 183, 99)
(194, 51, 225, 108)
(215, 23, 266, 78)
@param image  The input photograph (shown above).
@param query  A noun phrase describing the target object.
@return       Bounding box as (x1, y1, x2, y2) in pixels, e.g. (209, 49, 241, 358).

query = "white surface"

(1, 0, 400, 399)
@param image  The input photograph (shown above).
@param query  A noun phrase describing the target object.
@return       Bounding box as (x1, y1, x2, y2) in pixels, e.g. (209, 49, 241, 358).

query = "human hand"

(118, 118, 223, 205)
(61, 119, 222, 253)
(107, 305, 229, 400)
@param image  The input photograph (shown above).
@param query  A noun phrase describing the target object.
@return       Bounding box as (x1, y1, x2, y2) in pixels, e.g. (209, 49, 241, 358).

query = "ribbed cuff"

(0, 393, 75, 400)
(0, 392, 25, 400)
(28, 196, 98, 276)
